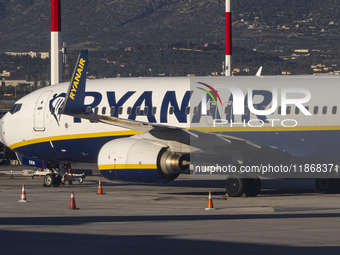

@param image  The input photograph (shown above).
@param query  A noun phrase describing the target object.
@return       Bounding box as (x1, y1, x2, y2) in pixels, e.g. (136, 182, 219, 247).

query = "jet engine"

(97, 138, 189, 183)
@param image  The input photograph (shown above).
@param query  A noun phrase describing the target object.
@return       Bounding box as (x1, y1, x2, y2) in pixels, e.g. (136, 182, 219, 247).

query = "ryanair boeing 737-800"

(1, 50, 340, 196)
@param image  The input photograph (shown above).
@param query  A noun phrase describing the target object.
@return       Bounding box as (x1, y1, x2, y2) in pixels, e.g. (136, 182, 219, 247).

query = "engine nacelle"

(98, 138, 189, 183)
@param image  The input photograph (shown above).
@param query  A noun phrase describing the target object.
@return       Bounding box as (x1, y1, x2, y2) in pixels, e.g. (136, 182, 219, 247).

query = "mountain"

(1, 0, 225, 52)
(0, 0, 340, 53)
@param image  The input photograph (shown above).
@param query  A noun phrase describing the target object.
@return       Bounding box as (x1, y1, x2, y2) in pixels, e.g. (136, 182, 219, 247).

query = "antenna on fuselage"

(255, 66, 263, 77)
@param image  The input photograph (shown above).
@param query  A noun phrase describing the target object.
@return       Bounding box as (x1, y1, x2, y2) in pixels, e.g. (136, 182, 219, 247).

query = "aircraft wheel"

(316, 179, 340, 193)
(43, 174, 54, 187)
(226, 175, 245, 197)
(315, 178, 330, 193)
(53, 175, 62, 187)
(245, 177, 262, 197)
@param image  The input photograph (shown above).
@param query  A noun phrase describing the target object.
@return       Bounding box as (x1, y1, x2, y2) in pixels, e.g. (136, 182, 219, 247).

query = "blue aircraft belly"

(14, 135, 130, 163)
(13, 130, 340, 164)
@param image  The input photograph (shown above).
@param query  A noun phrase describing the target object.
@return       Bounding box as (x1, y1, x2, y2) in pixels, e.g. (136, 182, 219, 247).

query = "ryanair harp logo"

(49, 92, 66, 126)
(69, 58, 86, 100)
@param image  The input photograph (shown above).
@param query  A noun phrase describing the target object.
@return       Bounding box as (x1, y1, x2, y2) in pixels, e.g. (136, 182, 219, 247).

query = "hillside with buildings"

(1, 0, 340, 102)
(0, 0, 340, 52)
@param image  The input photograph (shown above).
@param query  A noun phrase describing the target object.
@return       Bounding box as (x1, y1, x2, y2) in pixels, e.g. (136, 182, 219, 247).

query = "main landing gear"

(43, 174, 62, 187)
(225, 174, 262, 197)
(225, 175, 340, 196)
(40, 162, 85, 187)
(315, 178, 340, 194)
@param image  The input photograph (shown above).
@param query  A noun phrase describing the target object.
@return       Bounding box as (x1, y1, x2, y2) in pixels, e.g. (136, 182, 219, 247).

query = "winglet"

(60, 50, 88, 115)
(255, 66, 263, 77)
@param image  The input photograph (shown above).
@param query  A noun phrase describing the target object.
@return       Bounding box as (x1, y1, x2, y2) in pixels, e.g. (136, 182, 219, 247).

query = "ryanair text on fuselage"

(56, 86, 312, 127)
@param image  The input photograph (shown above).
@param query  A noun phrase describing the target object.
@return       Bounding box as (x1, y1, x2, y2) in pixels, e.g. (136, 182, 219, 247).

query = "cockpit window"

(9, 103, 22, 114)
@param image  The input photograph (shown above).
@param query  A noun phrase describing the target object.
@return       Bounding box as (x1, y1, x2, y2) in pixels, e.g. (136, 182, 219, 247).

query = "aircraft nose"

(0, 113, 7, 145)
(0, 117, 3, 143)
(0, 116, 4, 144)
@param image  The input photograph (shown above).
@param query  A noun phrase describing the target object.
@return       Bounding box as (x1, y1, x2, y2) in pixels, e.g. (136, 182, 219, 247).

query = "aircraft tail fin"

(60, 50, 88, 115)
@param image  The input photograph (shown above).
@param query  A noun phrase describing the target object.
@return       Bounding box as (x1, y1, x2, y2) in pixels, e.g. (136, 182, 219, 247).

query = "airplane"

(1, 50, 340, 197)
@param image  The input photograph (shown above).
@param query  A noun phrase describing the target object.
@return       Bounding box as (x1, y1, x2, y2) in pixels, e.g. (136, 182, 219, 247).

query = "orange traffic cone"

(69, 191, 77, 209)
(19, 185, 27, 202)
(97, 178, 105, 194)
(205, 191, 215, 210)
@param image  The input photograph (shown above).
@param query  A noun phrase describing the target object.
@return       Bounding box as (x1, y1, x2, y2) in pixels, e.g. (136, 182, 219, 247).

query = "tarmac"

(1, 165, 340, 255)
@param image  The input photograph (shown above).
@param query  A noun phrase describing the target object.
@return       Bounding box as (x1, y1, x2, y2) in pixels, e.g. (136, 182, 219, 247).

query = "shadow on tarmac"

(147, 178, 318, 196)
(2, 213, 340, 226)
(48, 177, 320, 197)
(1, 228, 339, 255)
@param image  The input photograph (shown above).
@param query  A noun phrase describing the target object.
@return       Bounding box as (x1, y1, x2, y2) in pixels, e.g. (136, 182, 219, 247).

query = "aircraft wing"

(69, 110, 297, 167)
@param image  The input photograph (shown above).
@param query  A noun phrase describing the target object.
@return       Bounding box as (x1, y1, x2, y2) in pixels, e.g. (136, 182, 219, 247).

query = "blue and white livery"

(1, 51, 340, 196)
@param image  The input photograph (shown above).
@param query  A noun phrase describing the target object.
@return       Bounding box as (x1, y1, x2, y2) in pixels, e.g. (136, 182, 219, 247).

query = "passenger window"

(135, 106, 141, 115)
(169, 106, 174, 115)
(152, 107, 157, 115)
(110, 106, 115, 116)
(185, 106, 190, 115)
(295, 107, 300, 114)
(127, 107, 132, 115)
(208, 106, 214, 116)
(193, 106, 199, 115)
(144, 106, 149, 116)
(244, 106, 249, 115)
(322, 106, 327, 115)
(86, 106, 92, 114)
(278, 106, 281, 114)
(224, 106, 230, 115)
(102, 107, 106, 115)
(118, 107, 123, 115)
(94, 107, 98, 115)
(313, 106, 318, 114)
(286, 106, 291, 114)
(332, 106, 337, 114)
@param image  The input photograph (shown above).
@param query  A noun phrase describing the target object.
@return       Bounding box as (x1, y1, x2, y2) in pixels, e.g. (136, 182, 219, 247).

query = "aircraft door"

(34, 90, 52, 131)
